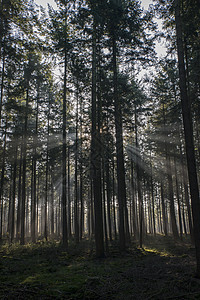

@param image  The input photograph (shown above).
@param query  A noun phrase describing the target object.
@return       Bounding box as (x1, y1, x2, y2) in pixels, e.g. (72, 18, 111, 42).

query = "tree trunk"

(20, 82, 29, 245)
(135, 107, 143, 247)
(62, 25, 68, 248)
(102, 166, 108, 252)
(79, 99, 84, 240)
(7, 169, 12, 237)
(130, 161, 137, 238)
(44, 99, 50, 241)
(91, 18, 104, 257)
(11, 142, 17, 243)
(160, 180, 168, 236)
(67, 146, 71, 237)
(16, 144, 22, 241)
(166, 153, 179, 239)
(0, 46, 5, 124)
(175, 0, 200, 275)
(112, 159, 117, 240)
(50, 176, 54, 236)
(150, 152, 156, 235)
(113, 34, 128, 251)
(0, 118, 7, 240)
(25, 188, 29, 237)
(162, 102, 179, 239)
(31, 82, 39, 243)
(74, 84, 79, 243)
(180, 147, 194, 241)
(174, 156, 183, 240)
(105, 160, 112, 242)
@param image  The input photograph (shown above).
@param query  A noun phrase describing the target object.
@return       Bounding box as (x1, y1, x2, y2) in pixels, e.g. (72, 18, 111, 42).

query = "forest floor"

(0, 235, 200, 299)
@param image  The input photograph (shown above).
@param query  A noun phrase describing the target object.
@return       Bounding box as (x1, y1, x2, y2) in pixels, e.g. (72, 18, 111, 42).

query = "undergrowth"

(0, 235, 199, 299)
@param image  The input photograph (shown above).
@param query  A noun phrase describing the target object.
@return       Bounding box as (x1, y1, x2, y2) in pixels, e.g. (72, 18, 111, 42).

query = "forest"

(0, 0, 200, 298)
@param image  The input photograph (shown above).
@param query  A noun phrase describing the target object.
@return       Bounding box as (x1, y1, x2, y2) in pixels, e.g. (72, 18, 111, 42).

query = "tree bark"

(67, 146, 71, 237)
(105, 160, 112, 242)
(20, 82, 29, 245)
(160, 180, 168, 236)
(62, 30, 68, 248)
(0, 118, 7, 240)
(174, 156, 183, 240)
(162, 102, 179, 239)
(130, 161, 137, 238)
(74, 83, 79, 243)
(175, 0, 200, 276)
(44, 98, 50, 241)
(113, 34, 128, 251)
(11, 142, 17, 243)
(31, 81, 39, 243)
(91, 18, 104, 257)
(0, 45, 5, 125)
(16, 144, 22, 241)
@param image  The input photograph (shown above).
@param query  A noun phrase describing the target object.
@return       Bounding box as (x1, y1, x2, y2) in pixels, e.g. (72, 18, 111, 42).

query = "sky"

(36, 0, 153, 10)
(35, 0, 56, 9)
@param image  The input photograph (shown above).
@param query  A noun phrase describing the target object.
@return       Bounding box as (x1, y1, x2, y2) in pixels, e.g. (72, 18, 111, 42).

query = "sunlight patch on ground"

(142, 247, 172, 257)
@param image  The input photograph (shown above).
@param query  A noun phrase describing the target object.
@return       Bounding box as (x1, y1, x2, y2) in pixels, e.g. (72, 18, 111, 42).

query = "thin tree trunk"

(162, 102, 179, 239)
(138, 177, 143, 248)
(102, 166, 108, 252)
(135, 107, 143, 247)
(105, 160, 112, 242)
(180, 147, 194, 241)
(161, 180, 168, 236)
(91, 18, 104, 257)
(11, 142, 18, 243)
(112, 160, 117, 240)
(25, 188, 29, 238)
(0, 117, 7, 240)
(20, 82, 29, 245)
(44, 99, 50, 241)
(166, 153, 179, 239)
(36, 174, 39, 238)
(0, 46, 5, 124)
(79, 99, 84, 240)
(90, 179, 94, 236)
(148, 189, 153, 234)
(113, 34, 127, 251)
(50, 176, 54, 236)
(8, 169, 12, 236)
(174, 156, 183, 240)
(74, 83, 79, 243)
(130, 161, 137, 238)
(150, 152, 156, 235)
(62, 22, 68, 248)
(31, 82, 39, 243)
(58, 193, 61, 237)
(182, 200, 187, 236)
(67, 146, 71, 237)
(16, 144, 22, 241)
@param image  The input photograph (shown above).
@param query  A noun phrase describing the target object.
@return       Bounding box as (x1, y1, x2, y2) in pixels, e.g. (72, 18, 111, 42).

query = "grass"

(0, 235, 199, 299)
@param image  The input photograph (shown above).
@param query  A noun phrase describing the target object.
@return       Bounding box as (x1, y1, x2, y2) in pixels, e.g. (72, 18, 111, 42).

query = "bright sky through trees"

(36, 0, 152, 10)
(35, 0, 166, 57)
